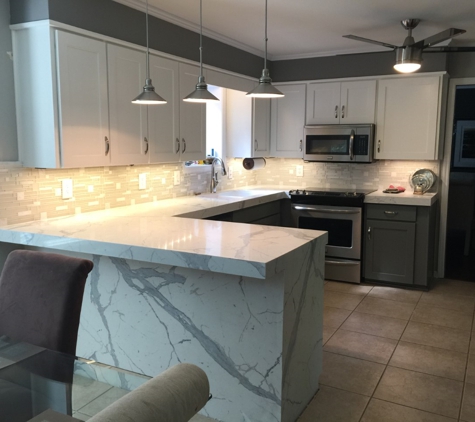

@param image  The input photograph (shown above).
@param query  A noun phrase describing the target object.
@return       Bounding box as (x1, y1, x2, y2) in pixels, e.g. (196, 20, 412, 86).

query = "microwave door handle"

(293, 206, 360, 214)
(349, 129, 355, 161)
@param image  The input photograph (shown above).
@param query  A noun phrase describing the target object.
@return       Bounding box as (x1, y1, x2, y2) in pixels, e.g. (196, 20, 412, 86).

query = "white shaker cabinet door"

(179, 63, 206, 161)
(107, 44, 148, 165)
(56, 31, 110, 167)
(375, 76, 442, 160)
(306, 82, 340, 124)
(252, 98, 271, 157)
(148, 55, 180, 163)
(270, 84, 306, 158)
(340, 80, 376, 124)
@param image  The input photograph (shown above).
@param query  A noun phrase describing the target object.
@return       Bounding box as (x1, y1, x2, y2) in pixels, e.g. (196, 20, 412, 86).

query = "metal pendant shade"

(132, 0, 166, 104)
(246, 0, 284, 98)
(183, 0, 219, 103)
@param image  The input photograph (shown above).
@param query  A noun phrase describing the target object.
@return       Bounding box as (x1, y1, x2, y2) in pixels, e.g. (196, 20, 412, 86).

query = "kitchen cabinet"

(364, 203, 436, 287)
(107, 44, 148, 165)
(178, 63, 207, 161)
(270, 84, 306, 158)
(206, 200, 282, 226)
(306, 80, 376, 125)
(252, 99, 271, 156)
(374, 74, 447, 160)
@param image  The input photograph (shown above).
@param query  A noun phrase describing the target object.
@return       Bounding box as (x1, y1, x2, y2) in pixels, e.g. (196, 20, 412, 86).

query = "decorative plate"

(409, 169, 437, 193)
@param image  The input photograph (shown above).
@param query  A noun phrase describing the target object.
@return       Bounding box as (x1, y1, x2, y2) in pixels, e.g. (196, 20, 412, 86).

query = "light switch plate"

(139, 173, 147, 190)
(61, 179, 73, 199)
(173, 171, 180, 186)
(296, 165, 304, 177)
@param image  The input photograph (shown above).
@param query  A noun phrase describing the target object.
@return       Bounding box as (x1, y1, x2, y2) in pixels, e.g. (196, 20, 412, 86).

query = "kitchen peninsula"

(0, 188, 327, 422)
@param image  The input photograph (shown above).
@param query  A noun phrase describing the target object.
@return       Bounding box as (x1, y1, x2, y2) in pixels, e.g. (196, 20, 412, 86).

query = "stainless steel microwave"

(303, 124, 376, 163)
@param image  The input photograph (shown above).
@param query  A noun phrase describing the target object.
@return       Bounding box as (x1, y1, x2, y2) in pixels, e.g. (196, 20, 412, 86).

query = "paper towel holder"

(242, 157, 266, 170)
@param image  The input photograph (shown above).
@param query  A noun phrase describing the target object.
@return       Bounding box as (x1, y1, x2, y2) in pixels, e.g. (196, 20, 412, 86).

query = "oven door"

(291, 204, 362, 260)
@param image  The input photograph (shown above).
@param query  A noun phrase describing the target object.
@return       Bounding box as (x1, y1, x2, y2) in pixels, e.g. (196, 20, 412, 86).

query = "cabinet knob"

(105, 136, 110, 156)
(299, 139, 303, 152)
(341, 105, 345, 118)
(254, 139, 258, 151)
(144, 137, 149, 154)
(175, 138, 180, 154)
(377, 139, 381, 153)
(384, 211, 398, 216)
(334, 105, 339, 118)
(182, 138, 186, 154)
(367, 226, 371, 240)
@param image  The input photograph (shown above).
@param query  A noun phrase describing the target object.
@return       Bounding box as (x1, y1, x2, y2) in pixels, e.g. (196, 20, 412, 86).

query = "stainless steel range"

(289, 188, 375, 284)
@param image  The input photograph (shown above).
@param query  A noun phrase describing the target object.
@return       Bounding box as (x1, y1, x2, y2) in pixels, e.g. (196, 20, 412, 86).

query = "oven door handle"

(326, 260, 360, 266)
(293, 205, 360, 214)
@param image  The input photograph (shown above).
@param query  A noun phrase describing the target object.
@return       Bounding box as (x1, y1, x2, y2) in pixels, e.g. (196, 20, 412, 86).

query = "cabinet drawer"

(366, 204, 416, 222)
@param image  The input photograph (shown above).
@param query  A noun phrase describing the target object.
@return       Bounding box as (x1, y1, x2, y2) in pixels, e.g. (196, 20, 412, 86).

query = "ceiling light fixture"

(246, 0, 284, 98)
(132, 0, 167, 105)
(183, 0, 219, 103)
(393, 46, 422, 73)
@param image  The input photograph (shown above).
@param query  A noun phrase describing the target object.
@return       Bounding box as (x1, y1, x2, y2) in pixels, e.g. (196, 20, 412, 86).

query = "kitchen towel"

(88, 363, 210, 422)
(242, 157, 266, 170)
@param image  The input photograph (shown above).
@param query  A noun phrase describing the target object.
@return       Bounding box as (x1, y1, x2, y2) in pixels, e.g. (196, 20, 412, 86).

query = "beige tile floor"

(299, 278, 475, 422)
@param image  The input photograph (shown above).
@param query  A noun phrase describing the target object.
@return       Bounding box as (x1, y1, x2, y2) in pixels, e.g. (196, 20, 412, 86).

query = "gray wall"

(272, 51, 448, 82)
(0, 0, 18, 161)
(448, 52, 475, 78)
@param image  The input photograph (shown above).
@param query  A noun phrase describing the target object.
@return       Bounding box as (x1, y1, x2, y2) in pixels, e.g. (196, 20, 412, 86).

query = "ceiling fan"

(343, 19, 475, 73)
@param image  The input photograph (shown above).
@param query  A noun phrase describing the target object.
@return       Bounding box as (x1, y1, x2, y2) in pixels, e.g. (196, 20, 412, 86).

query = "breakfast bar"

(0, 189, 327, 422)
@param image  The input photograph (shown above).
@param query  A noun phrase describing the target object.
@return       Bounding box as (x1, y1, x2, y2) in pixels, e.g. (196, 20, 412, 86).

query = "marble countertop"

(0, 188, 327, 279)
(365, 190, 439, 206)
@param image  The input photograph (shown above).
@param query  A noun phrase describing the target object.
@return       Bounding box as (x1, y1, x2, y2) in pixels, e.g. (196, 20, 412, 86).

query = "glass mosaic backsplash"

(0, 158, 439, 226)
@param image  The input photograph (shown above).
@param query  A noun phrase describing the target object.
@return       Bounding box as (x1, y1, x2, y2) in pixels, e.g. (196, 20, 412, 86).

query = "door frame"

(438, 77, 475, 277)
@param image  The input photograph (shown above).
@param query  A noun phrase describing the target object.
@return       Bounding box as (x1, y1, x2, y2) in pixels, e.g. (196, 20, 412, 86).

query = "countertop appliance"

(304, 124, 375, 163)
(289, 188, 376, 283)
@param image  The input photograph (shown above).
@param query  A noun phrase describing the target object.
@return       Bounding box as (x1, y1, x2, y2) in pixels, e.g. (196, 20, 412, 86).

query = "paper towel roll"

(243, 157, 266, 170)
(88, 363, 210, 422)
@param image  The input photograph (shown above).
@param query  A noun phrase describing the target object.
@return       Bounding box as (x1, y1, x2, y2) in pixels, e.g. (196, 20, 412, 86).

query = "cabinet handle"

(349, 130, 355, 161)
(144, 137, 149, 154)
(254, 139, 258, 151)
(182, 138, 186, 153)
(341, 105, 345, 118)
(384, 211, 398, 216)
(377, 139, 381, 153)
(299, 139, 303, 151)
(175, 138, 180, 154)
(367, 227, 371, 241)
(105, 136, 110, 156)
(334, 105, 339, 118)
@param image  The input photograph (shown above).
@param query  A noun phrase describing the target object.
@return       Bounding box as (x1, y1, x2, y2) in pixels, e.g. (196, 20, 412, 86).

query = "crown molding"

(112, 0, 266, 58)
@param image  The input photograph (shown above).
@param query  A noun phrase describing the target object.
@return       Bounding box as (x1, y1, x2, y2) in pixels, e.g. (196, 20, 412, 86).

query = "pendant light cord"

(264, 0, 268, 70)
(145, 0, 150, 80)
(199, 0, 204, 78)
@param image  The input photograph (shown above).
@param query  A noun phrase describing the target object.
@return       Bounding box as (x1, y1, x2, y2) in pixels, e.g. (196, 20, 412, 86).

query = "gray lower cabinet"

(364, 203, 436, 287)
(206, 200, 282, 226)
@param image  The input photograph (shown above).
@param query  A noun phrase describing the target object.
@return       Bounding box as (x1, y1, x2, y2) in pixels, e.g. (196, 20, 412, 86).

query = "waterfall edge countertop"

(0, 188, 327, 279)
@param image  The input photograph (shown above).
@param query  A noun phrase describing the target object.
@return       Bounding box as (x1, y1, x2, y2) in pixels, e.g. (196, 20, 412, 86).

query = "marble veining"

(365, 190, 438, 206)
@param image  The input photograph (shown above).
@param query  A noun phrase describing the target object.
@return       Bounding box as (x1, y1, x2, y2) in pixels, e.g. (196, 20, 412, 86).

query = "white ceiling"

(114, 0, 475, 60)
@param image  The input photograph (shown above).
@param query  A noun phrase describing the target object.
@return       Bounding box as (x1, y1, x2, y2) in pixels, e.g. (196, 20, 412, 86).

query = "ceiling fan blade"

(343, 35, 397, 50)
(414, 28, 466, 49)
(423, 46, 475, 53)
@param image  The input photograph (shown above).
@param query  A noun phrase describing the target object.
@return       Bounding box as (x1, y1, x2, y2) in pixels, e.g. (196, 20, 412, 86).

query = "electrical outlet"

(139, 173, 147, 190)
(62, 179, 73, 199)
(228, 165, 234, 179)
(296, 165, 304, 177)
(173, 171, 180, 186)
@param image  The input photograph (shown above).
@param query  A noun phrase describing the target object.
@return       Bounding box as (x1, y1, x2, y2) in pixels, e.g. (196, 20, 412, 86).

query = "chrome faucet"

(210, 157, 227, 193)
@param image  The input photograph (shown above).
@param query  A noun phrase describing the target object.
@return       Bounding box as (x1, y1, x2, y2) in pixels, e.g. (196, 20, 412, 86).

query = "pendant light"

(132, 0, 167, 104)
(393, 47, 422, 73)
(246, 0, 284, 98)
(183, 0, 219, 103)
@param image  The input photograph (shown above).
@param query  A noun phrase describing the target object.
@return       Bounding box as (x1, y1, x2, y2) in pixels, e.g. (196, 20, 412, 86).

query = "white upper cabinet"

(270, 84, 306, 158)
(148, 55, 180, 163)
(306, 80, 376, 124)
(375, 75, 446, 160)
(226, 89, 252, 158)
(178, 63, 206, 161)
(107, 44, 148, 165)
(252, 99, 271, 157)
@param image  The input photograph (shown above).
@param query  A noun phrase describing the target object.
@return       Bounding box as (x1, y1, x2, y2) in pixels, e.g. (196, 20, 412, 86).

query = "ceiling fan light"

(394, 46, 422, 73)
(183, 76, 219, 103)
(132, 79, 167, 104)
(247, 69, 284, 98)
